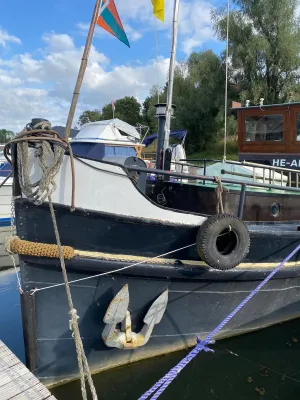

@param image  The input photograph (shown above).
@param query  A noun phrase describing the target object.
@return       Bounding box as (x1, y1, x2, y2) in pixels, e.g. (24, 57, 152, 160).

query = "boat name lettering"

(272, 158, 300, 168)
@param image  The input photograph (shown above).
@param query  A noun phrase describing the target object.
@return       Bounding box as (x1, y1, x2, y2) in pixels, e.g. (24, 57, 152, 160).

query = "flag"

(97, 0, 130, 47)
(112, 100, 116, 111)
(152, 0, 164, 22)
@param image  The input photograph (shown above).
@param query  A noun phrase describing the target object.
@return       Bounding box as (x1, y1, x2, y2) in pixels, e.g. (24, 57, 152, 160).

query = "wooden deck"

(0, 340, 56, 400)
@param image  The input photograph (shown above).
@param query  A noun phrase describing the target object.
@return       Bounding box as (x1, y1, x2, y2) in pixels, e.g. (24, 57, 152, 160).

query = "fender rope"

(138, 241, 300, 400)
(215, 176, 228, 214)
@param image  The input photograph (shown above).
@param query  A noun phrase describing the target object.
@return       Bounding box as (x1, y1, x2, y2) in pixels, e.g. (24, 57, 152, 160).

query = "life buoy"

(196, 214, 250, 270)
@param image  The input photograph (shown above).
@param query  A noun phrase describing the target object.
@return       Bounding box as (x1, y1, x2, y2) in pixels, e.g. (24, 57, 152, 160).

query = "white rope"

(223, 0, 230, 162)
(31, 242, 196, 294)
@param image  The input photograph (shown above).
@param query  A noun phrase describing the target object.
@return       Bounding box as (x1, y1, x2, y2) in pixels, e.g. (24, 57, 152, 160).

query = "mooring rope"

(138, 241, 300, 399)
(5, 124, 97, 400)
(48, 196, 98, 400)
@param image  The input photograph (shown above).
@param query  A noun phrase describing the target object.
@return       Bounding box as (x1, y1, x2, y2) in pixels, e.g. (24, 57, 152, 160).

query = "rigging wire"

(223, 0, 230, 161)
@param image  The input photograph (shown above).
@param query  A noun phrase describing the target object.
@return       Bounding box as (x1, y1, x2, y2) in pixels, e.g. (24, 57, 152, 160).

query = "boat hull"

(16, 198, 300, 386)
(20, 254, 300, 386)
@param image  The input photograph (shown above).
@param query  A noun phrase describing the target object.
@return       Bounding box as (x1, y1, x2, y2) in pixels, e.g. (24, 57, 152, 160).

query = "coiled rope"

(4, 123, 76, 211)
(5, 122, 97, 400)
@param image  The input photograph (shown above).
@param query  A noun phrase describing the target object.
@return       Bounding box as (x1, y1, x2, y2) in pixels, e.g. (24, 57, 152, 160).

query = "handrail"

(220, 169, 286, 184)
(126, 165, 300, 193)
(182, 158, 300, 174)
(179, 158, 300, 188)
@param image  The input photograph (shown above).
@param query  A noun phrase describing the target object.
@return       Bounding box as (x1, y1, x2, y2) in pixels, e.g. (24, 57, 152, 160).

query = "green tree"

(171, 51, 229, 153)
(212, 0, 300, 104)
(0, 129, 14, 143)
(101, 96, 142, 126)
(78, 109, 102, 126)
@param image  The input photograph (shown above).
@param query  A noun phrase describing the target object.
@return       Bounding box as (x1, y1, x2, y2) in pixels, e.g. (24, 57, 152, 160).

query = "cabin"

(233, 101, 300, 169)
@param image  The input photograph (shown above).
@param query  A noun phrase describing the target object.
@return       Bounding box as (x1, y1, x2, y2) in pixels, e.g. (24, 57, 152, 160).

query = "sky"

(0, 0, 225, 132)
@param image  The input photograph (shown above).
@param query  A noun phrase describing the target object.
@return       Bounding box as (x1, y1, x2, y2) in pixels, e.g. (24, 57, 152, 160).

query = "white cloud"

(0, 29, 21, 47)
(179, 1, 215, 54)
(0, 32, 169, 132)
(42, 33, 75, 51)
(123, 24, 142, 42)
(0, 0, 218, 132)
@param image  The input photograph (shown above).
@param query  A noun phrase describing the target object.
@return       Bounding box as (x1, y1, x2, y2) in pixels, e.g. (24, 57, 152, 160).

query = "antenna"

(64, 0, 105, 141)
(245, 100, 250, 107)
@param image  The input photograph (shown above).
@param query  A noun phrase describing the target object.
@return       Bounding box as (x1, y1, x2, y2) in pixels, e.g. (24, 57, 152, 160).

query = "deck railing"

(179, 159, 300, 188)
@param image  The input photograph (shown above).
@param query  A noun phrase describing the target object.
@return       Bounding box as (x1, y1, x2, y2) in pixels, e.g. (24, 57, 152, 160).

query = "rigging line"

(153, 16, 160, 103)
(223, 0, 230, 162)
(218, 345, 300, 385)
(31, 242, 196, 294)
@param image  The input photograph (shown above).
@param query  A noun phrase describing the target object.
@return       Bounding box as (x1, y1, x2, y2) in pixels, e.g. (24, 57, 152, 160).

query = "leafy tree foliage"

(0, 129, 14, 143)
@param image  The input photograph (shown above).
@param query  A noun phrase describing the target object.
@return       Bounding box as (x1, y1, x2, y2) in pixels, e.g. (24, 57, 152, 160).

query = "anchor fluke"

(143, 289, 168, 325)
(103, 284, 129, 324)
(102, 286, 168, 350)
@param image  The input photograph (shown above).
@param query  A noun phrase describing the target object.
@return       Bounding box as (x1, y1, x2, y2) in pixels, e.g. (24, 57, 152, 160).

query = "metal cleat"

(102, 285, 168, 350)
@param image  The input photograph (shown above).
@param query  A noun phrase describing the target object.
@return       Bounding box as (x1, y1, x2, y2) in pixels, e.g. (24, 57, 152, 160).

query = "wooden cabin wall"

(239, 105, 299, 153)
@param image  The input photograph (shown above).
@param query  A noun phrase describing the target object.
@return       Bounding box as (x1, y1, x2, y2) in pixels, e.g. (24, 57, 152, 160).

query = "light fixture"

(154, 103, 176, 117)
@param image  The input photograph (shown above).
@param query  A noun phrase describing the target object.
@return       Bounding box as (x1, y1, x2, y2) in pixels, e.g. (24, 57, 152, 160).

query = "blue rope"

(139, 242, 300, 400)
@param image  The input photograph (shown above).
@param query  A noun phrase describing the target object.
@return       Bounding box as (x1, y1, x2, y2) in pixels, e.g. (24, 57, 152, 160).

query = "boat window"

(245, 114, 283, 142)
(296, 113, 300, 141)
(71, 143, 137, 159)
(104, 146, 136, 157)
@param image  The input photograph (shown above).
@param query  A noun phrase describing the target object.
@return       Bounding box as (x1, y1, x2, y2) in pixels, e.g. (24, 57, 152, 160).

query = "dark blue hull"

(15, 199, 300, 386)
(20, 251, 300, 386)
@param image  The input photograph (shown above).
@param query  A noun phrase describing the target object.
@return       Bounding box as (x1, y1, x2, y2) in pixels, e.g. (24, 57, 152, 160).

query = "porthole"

(271, 202, 280, 218)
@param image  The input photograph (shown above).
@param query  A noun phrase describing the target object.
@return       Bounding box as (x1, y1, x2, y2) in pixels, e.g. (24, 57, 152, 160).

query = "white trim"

(27, 150, 205, 226)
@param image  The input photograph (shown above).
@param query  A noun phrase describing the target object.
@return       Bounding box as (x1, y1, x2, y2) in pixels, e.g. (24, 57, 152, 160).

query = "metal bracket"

(102, 285, 168, 349)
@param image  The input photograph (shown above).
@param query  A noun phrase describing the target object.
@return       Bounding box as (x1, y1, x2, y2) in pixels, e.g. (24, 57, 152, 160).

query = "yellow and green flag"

(152, 0, 164, 22)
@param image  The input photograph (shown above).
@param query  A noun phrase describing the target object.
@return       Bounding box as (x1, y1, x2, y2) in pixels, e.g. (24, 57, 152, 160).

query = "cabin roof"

(231, 102, 300, 113)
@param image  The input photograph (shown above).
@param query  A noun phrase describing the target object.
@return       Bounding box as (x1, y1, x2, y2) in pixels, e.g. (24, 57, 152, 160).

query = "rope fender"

(5, 236, 75, 259)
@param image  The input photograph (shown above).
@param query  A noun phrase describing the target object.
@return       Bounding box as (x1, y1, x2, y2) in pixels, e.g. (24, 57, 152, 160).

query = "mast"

(163, 0, 180, 156)
(64, 0, 107, 141)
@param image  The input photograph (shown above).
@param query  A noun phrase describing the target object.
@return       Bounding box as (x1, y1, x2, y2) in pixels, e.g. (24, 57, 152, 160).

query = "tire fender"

(196, 214, 250, 270)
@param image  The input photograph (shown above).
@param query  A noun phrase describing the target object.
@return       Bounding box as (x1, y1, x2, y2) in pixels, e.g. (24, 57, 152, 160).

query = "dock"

(0, 340, 56, 400)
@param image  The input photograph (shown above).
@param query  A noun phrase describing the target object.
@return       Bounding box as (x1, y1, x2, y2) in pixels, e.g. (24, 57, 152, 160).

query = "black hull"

(16, 198, 300, 385)
(147, 181, 300, 222)
(21, 255, 300, 386)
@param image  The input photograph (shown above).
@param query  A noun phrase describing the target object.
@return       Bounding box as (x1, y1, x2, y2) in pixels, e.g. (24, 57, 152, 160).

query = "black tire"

(196, 214, 250, 270)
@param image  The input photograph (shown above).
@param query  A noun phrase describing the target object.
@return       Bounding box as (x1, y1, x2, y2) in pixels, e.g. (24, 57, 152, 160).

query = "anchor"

(102, 285, 168, 349)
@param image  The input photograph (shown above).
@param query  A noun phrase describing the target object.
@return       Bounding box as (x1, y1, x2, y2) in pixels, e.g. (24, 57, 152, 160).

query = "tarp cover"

(143, 130, 187, 147)
(73, 118, 140, 142)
